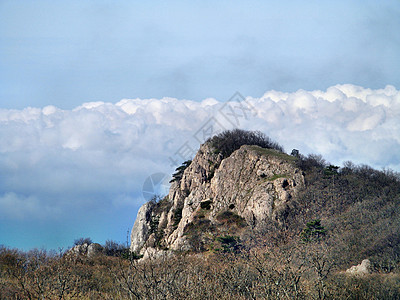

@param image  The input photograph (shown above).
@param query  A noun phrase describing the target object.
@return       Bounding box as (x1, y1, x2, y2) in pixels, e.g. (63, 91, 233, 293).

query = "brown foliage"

(1, 239, 399, 299)
(1, 156, 400, 298)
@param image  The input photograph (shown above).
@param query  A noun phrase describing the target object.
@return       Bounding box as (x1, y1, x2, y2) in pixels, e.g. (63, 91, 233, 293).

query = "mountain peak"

(130, 132, 303, 257)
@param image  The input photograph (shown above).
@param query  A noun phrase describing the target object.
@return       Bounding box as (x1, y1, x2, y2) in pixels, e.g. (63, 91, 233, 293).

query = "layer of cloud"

(1, 84, 399, 249)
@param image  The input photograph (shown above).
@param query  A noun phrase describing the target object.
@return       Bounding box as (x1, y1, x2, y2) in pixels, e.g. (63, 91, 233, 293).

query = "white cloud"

(0, 85, 399, 241)
(347, 108, 386, 132)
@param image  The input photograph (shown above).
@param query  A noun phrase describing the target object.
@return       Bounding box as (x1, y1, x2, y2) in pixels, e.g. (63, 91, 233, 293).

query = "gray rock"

(130, 142, 305, 255)
(130, 201, 155, 253)
(68, 242, 103, 258)
(346, 259, 371, 276)
(69, 243, 89, 255)
(87, 243, 103, 258)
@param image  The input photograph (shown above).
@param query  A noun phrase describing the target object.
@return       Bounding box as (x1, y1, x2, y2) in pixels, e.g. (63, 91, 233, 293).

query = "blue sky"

(1, 1, 399, 109)
(0, 1, 400, 250)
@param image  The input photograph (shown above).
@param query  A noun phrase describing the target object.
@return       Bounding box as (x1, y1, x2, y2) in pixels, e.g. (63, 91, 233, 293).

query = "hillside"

(131, 129, 400, 273)
(1, 129, 400, 299)
(131, 131, 304, 257)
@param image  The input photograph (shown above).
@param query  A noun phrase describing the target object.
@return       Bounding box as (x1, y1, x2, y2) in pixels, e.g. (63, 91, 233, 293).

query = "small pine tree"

(324, 165, 339, 176)
(170, 160, 192, 183)
(301, 219, 326, 243)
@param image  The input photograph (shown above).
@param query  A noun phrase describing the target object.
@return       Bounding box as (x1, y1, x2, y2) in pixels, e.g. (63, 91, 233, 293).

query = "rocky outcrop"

(130, 142, 304, 255)
(87, 243, 103, 258)
(68, 243, 103, 258)
(130, 202, 156, 253)
(346, 259, 371, 276)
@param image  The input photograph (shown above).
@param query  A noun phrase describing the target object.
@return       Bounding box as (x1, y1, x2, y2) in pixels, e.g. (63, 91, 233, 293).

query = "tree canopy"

(207, 129, 284, 158)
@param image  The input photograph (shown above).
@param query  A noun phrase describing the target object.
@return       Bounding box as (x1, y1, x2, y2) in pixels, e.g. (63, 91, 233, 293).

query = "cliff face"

(130, 142, 304, 256)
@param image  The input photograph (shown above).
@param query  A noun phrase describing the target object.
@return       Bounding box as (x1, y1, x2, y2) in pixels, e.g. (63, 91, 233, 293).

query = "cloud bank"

(1, 84, 399, 249)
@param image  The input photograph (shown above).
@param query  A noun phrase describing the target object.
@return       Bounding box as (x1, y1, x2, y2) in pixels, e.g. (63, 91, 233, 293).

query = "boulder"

(87, 243, 103, 258)
(69, 243, 89, 255)
(68, 242, 103, 258)
(346, 259, 371, 276)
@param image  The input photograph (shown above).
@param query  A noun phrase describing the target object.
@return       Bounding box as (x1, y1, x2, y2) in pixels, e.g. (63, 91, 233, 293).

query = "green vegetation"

(170, 160, 192, 183)
(207, 129, 284, 158)
(182, 208, 248, 252)
(215, 235, 242, 253)
(248, 145, 297, 162)
(149, 216, 159, 235)
(300, 219, 327, 243)
(324, 164, 340, 176)
(267, 173, 288, 181)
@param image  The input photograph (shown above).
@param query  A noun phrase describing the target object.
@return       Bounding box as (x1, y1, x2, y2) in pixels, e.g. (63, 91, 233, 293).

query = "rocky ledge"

(130, 139, 304, 257)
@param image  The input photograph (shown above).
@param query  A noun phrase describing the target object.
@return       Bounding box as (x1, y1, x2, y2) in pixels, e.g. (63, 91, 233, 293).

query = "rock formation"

(346, 259, 371, 276)
(68, 242, 103, 258)
(130, 140, 305, 256)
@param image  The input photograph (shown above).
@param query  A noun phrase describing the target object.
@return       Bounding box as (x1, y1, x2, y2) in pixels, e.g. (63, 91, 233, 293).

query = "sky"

(0, 1, 400, 250)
